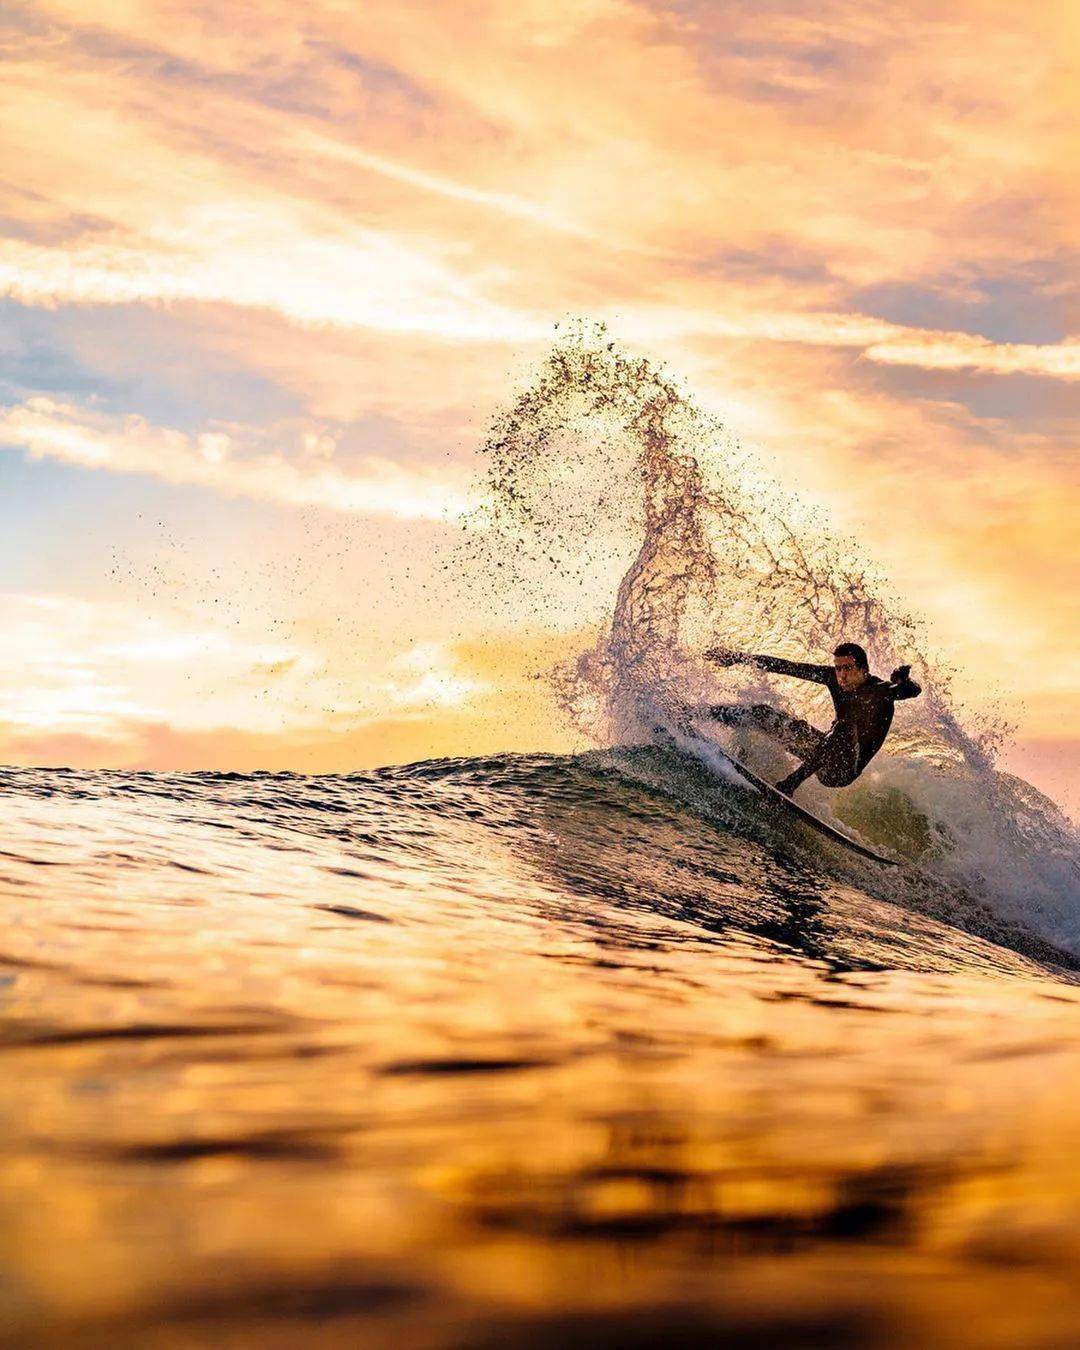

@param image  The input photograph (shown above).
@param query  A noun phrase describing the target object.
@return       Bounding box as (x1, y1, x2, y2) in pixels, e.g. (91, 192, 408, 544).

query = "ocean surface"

(6, 329, 1079, 1346)
(2, 751, 1079, 1348)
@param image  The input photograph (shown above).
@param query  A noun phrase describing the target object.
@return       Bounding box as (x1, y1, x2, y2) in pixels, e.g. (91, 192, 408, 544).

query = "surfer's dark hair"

(833, 642, 869, 671)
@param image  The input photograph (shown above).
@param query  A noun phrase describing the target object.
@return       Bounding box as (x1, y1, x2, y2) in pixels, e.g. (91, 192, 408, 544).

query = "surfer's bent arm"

(887, 665, 922, 700)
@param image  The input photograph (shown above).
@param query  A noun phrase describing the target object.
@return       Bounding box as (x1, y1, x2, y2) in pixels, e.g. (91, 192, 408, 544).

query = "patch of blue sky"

(0, 301, 304, 431)
(850, 359, 1076, 443)
(853, 262, 1073, 347)
(0, 451, 327, 598)
(1, 301, 467, 480)
(1, 429, 461, 591)
(0, 313, 104, 403)
(0, 454, 168, 594)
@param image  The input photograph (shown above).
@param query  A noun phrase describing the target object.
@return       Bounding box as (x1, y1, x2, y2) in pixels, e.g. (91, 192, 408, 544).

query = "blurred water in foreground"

(1, 754, 1078, 1348)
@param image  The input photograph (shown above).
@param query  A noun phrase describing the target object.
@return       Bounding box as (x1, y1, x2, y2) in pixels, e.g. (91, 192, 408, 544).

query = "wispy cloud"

(5, 234, 1076, 378)
(0, 398, 471, 520)
(860, 331, 1080, 378)
(619, 308, 1080, 378)
(0, 592, 304, 736)
(0, 232, 544, 342)
(2, 1, 1076, 371)
(0, 595, 538, 771)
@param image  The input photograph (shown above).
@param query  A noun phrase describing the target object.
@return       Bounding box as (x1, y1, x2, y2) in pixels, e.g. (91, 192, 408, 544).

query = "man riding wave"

(689, 641, 922, 797)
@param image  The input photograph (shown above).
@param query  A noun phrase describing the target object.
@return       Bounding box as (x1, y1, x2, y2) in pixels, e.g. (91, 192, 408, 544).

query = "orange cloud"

(0, 0, 1075, 790)
(0, 608, 580, 772)
(2, 1, 1076, 372)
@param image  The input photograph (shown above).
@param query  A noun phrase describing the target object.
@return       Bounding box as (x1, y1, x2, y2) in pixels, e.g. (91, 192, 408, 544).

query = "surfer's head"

(833, 642, 869, 691)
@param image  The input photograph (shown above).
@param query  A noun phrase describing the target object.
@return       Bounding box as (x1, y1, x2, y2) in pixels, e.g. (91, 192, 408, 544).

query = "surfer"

(697, 642, 922, 796)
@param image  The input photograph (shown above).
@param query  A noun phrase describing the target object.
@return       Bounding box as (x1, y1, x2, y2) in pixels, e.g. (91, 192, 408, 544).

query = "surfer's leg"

(774, 762, 816, 796)
(711, 703, 826, 759)
(779, 724, 860, 795)
(813, 723, 861, 787)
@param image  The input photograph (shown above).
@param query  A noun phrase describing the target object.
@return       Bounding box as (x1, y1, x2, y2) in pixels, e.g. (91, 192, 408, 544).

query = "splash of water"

(464, 322, 1079, 950)
(471, 323, 986, 758)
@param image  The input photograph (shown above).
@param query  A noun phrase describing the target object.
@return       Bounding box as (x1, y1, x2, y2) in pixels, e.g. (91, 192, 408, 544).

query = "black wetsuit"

(710, 654, 921, 790)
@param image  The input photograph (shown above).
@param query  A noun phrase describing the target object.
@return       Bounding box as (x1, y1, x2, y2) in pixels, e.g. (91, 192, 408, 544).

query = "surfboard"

(652, 723, 901, 867)
(708, 743, 900, 867)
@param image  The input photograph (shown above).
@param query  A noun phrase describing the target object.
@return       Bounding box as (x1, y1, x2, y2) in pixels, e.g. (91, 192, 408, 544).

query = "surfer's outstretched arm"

(706, 648, 831, 685)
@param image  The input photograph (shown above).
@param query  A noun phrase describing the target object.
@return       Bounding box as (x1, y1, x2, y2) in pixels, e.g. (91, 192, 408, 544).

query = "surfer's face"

(833, 656, 867, 691)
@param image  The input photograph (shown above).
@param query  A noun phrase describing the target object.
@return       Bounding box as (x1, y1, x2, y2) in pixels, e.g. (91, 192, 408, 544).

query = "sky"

(0, 0, 1077, 812)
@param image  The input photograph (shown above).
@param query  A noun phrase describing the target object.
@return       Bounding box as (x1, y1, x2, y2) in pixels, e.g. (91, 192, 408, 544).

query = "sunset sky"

(1, 0, 1077, 811)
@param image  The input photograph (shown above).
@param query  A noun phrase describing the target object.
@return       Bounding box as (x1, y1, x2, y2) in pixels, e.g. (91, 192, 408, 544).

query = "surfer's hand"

(890, 664, 912, 682)
(705, 646, 742, 667)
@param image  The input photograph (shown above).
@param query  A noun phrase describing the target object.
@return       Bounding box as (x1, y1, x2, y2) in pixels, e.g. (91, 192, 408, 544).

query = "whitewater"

(2, 328, 1078, 1347)
(465, 324, 1079, 956)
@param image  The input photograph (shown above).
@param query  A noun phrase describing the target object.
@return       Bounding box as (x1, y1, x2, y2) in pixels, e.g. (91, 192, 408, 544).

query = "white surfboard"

(660, 727, 900, 867)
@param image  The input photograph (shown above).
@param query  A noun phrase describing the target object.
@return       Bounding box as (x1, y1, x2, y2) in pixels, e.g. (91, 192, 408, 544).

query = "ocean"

(2, 752, 1079, 1347)
(3, 329, 1079, 1346)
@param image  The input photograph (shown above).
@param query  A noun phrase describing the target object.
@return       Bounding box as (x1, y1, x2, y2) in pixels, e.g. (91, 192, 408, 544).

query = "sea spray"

(469, 323, 985, 758)
(463, 322, 1079, 951)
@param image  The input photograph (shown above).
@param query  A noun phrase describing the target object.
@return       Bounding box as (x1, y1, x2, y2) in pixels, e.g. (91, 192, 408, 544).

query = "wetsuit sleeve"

(887, 665, 922, 700)
(746, 654, 833, 685)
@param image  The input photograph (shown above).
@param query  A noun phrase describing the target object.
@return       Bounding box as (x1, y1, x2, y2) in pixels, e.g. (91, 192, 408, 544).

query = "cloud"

(618, 307, 1080, 378)
(0, 591, 315, 736)
(0, 598, 574, 772)
(6, 233, 1075, 379)
(0, 232, 544, 343)
(1, 0, 1076, 782)
(0, 397, 471, 520)
(0, 591, 517, 738)
(388, 641, 489, 710)
(861, 332, 1080, 378)
(2, 0, 1076, 376)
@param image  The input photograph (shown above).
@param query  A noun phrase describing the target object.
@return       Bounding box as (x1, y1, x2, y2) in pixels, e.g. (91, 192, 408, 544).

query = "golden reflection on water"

(1, 766, 1078, 1348)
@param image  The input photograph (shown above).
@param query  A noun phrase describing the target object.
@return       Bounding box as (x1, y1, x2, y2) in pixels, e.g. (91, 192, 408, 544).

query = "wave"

(3, 749, 1074, 979)
(460, 324, 1079, 956)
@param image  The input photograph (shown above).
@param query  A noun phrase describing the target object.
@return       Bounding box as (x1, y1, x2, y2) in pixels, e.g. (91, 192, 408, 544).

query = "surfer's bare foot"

(774, 773, 801, 796)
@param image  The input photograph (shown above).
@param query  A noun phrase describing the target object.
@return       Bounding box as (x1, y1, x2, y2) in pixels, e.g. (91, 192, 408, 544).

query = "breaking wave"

(463, 323, 1079, 954)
